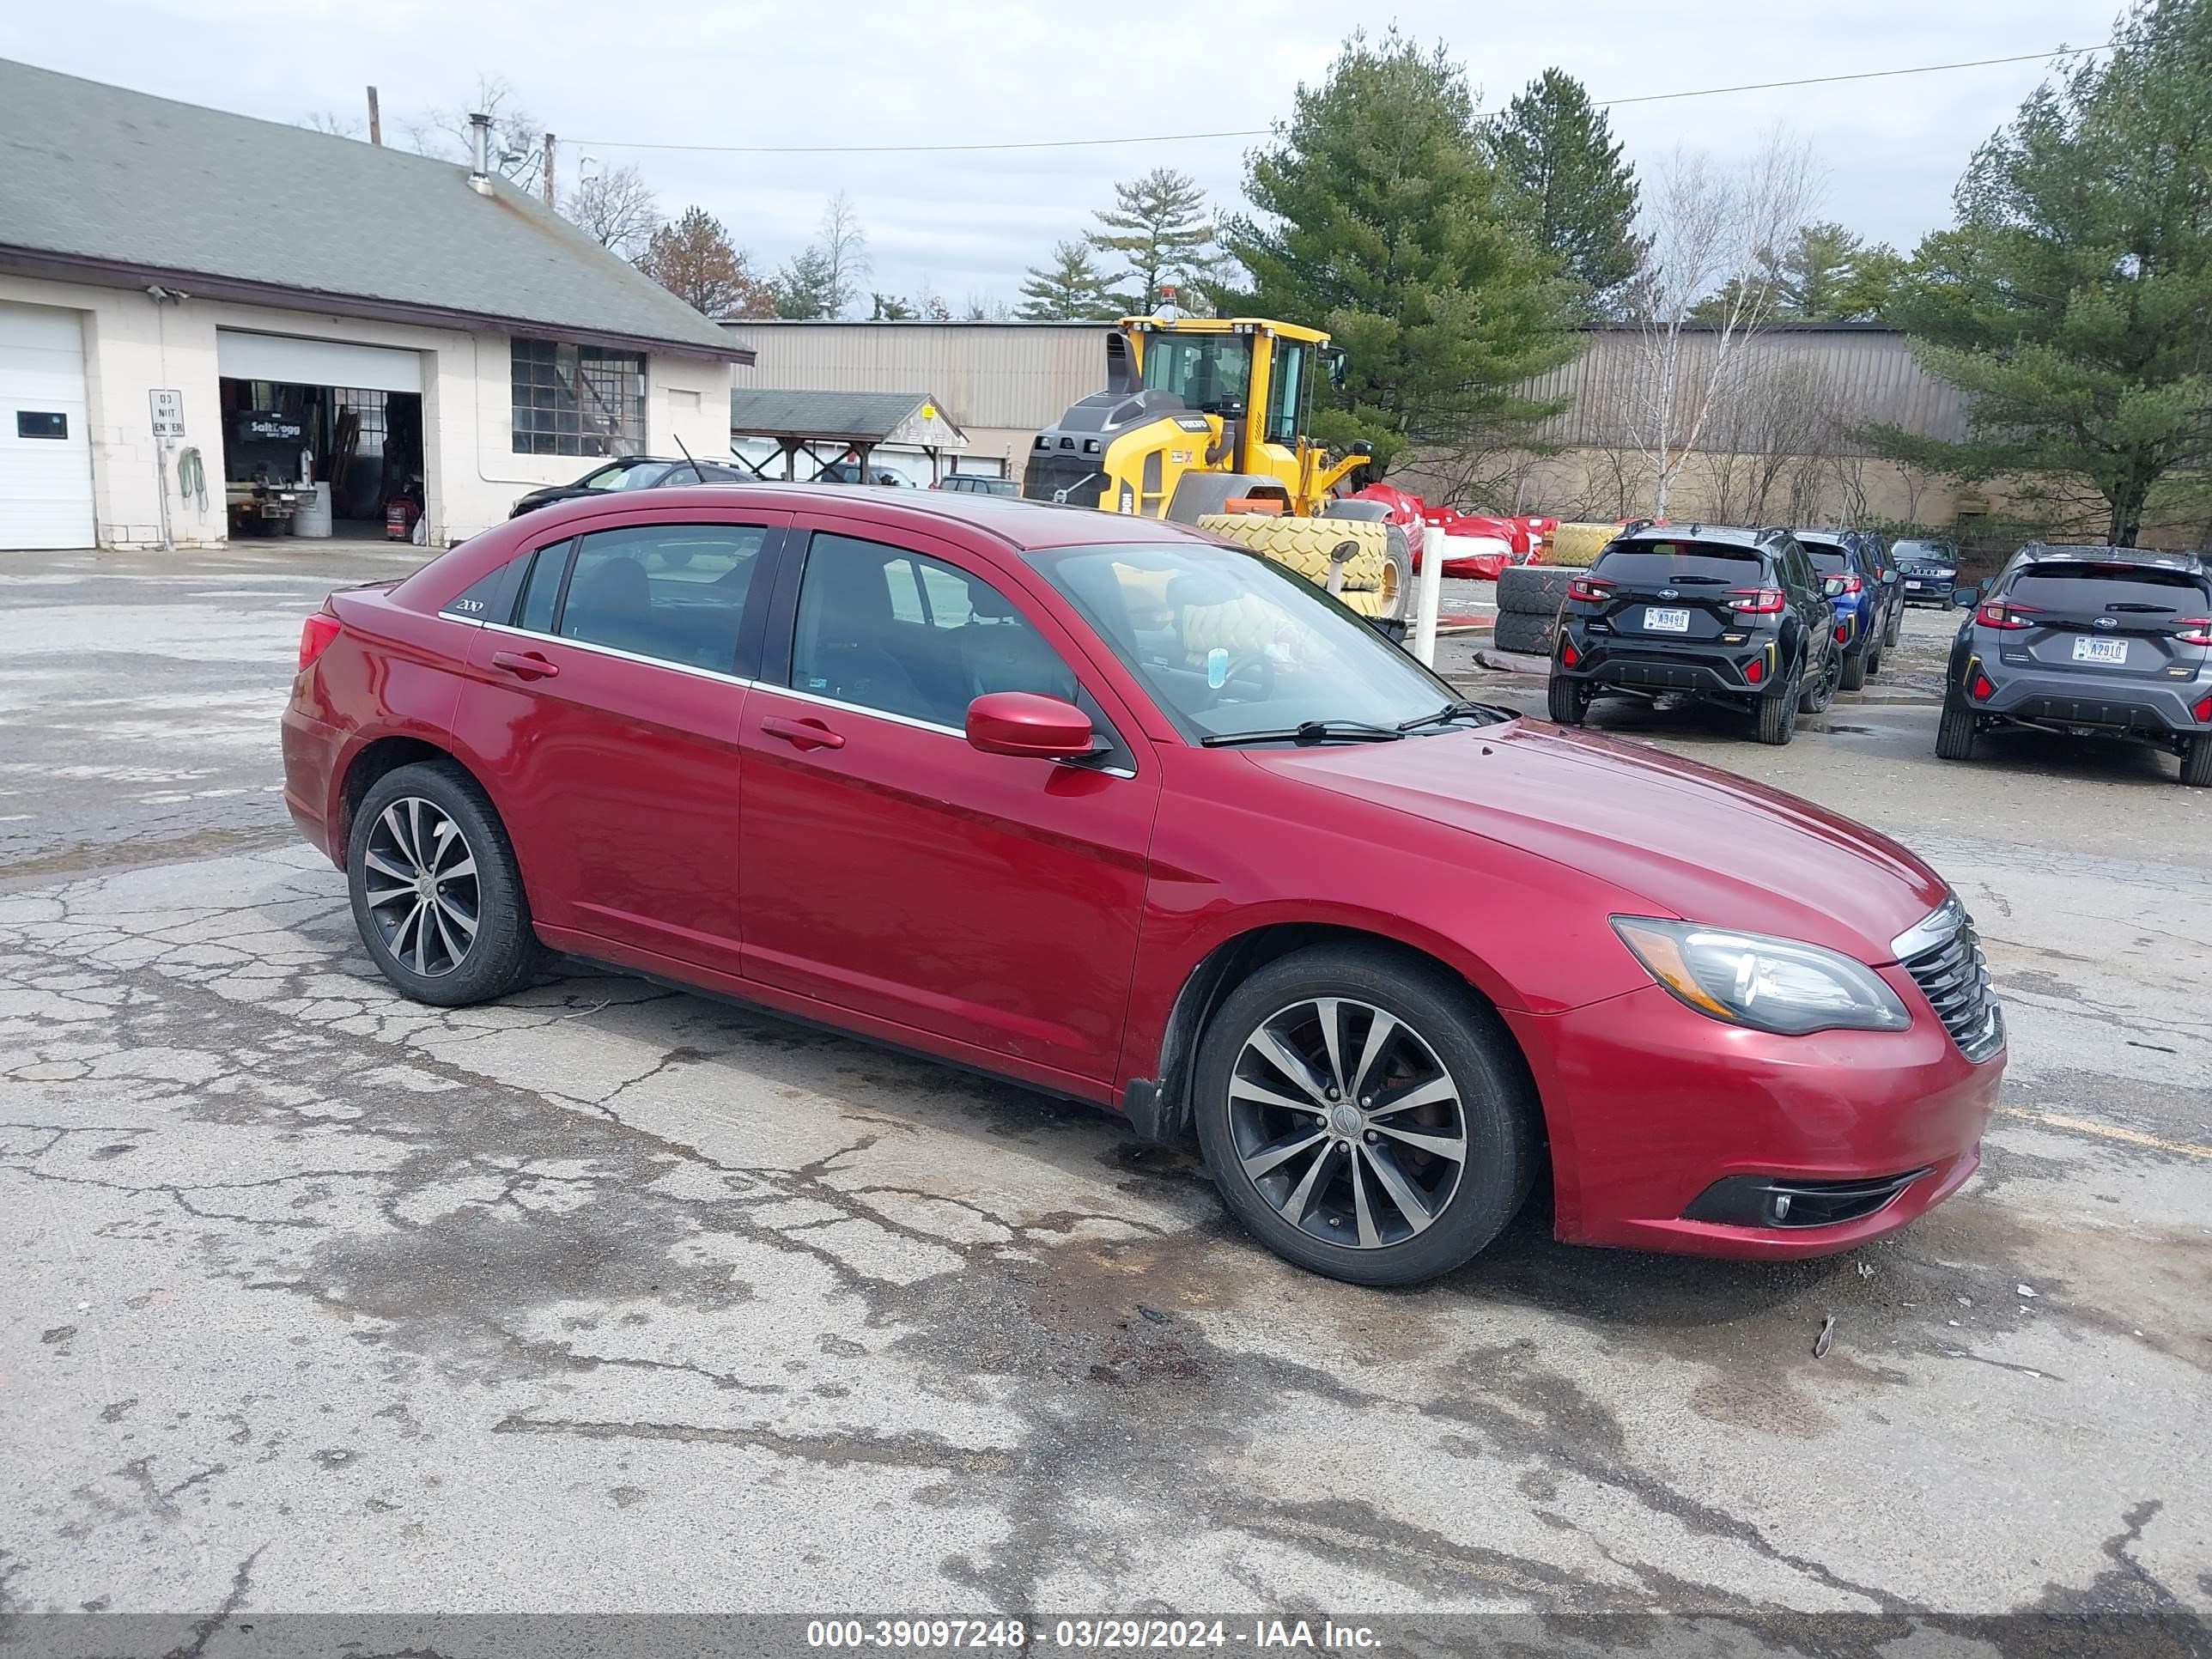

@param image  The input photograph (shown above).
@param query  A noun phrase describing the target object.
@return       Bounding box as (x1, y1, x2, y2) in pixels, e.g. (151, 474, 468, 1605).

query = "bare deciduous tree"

(1625, 136, 1816, 517)
(406, 75, 544, 192)
(817, 191, 870, 320)
(300, 111, 362, 139)
(567, 164, 661, 258)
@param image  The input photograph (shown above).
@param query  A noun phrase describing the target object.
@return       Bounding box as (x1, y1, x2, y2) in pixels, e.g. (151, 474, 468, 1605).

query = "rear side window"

(2007, 564, 2211, 614)
(1593, 544, 1765, 584)
(516, 540, 572, 633)
(441, 558, 524, 623)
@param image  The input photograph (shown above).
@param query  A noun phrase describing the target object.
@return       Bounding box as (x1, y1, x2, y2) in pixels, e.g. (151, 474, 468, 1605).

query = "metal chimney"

(467, 112, 493, 193)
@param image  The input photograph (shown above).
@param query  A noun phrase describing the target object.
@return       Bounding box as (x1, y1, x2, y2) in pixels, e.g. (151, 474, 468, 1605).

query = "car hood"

(1250, 720, 1948, 963)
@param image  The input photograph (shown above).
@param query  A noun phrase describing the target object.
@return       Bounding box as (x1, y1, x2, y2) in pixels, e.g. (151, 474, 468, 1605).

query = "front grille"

(1895, 899, 2005, 1062)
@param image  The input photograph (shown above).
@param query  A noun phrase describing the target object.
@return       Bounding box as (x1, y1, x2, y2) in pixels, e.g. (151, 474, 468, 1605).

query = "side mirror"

(1823, 576, 1846, 598)
(1953, 584, 1980, 609)
(1881, 569, 1899, 584)
(965, 692, 1097, 761)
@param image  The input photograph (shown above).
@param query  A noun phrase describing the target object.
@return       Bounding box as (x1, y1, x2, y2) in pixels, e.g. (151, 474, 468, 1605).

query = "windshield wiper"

(1398, 699, 1507, 733)
(1201, 719, 1407, 748)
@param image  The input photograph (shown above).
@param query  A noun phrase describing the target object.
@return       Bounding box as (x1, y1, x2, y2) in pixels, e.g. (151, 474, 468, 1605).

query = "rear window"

(1801, 545, 1850, 575)
(1593, 543, 1765, 584)
(2008, 563, 2211, 614)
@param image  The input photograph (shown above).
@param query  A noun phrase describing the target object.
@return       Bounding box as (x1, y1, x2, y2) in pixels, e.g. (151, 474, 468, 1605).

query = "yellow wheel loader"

(1020, 316, 1413, 634)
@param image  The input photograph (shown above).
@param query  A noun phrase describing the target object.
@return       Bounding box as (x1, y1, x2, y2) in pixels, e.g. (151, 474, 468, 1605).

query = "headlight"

(1611, 917, 1911, 1036)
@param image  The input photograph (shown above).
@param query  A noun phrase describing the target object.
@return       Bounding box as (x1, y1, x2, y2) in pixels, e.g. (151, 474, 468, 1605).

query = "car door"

(737, 520, 1161, 1088)
(1778, 540, 1830, 674)
(450, 508, 790, 978)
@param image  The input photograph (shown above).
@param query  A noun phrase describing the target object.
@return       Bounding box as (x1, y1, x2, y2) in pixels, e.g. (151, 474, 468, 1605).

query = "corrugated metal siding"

(1524, 325, 1966, 453)
(720, 322, 1105, 433)
(722, 321, 1968, 455)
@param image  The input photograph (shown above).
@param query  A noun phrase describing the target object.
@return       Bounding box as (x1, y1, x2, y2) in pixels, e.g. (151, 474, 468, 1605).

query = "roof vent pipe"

(467, 112, 493, 193)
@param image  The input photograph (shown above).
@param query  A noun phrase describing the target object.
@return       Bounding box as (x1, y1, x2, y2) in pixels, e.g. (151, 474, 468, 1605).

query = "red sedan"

(282, 487, 2004, 1285)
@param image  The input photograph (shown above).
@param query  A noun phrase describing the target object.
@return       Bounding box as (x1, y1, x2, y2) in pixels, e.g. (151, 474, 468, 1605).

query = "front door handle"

(489, 649, 559, 681)
(760, 714, 845, 751)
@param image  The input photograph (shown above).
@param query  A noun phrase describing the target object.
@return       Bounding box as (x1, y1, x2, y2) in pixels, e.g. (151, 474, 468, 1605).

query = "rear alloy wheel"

(2182, 735, 2212, 787)
(349, 761, 538, 1006)
(1194, 945, 1535, 1286)
(1756, 659, 1802, 745)
(1839, 647, 1868, 692)
(1936, 703, 1978, 762)
(1547, 673, 1592, 726)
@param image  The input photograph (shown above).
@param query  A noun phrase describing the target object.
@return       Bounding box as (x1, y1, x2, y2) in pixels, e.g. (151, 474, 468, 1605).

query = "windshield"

(1895, 540, 1957, 562)
(1140, 333, 1253, 413)
(1031, 540, 1466, 743)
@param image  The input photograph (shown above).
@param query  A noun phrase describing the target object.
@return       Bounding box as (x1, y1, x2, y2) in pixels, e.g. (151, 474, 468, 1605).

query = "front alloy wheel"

(1228, 998, 1467, 1249)
(362, 797, 480, 976)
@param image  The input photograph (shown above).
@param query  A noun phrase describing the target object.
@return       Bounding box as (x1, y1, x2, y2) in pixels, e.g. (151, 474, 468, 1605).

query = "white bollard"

(1413, 526, 1446, 666)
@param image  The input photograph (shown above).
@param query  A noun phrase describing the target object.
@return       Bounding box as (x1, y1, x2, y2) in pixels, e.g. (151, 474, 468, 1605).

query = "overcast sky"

(3, 0, 2122, 308)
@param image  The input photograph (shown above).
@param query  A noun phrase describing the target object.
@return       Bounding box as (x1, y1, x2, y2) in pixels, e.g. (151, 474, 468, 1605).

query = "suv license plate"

(1905, 580, 1923, 590)
(2072, 636, 2128, 664)
(1644, 607, 1691, 633)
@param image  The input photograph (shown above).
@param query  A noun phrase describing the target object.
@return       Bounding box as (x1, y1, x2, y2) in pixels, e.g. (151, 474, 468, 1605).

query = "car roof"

(527, 482, 1207, 552)
(1612, 523, 1775, 550)
(2016, 543, 2208, 575)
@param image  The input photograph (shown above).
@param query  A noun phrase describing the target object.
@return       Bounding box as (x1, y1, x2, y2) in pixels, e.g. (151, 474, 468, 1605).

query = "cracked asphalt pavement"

(1, 546, 2207, 1650)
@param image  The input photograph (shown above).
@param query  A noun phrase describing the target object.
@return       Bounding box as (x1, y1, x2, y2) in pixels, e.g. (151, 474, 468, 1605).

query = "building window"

(510, 337, 647, 457)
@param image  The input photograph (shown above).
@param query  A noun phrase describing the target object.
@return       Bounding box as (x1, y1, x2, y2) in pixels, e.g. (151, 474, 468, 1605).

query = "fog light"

(2196, 695, 2212, 721)
(1561, 641, 1579, 667)
(1972, 674, 1995, 701)
(1746, 658, 1763, 684)
(1834, 623, 1850, 643)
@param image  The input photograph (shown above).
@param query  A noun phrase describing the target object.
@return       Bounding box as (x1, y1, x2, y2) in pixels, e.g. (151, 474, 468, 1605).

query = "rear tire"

(1839, 647, 1868, 691)
(348, 760, 538, 1006)
(1192, 944, 1538, 1287)
(1756, 659, 1802, 745)
(2181, 735, 2212, 787)
(1936, 704, 1978, 762)
(1547, 674, 1592, 726)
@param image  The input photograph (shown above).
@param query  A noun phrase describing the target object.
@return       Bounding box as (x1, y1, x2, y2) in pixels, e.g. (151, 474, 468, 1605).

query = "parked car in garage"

(1896, 538, 1962, 607)
(1796, 531, 1886, 689)
(508, 455, 750, 519)
(283, 488, 2003, 1285)
(1546, 523, 1845, 744)
(1938, 544, 2212, 786)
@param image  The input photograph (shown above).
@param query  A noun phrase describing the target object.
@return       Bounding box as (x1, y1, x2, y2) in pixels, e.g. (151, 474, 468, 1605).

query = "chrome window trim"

(482, 620, 756, 690)
(770, 682, 1138, 779)
(1890, 895, 1966, 962)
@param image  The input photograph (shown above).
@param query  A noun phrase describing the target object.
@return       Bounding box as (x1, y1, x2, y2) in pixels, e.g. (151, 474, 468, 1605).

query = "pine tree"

(1224, 30, 1578, 471)
(1493, 69, 1643, 316)
(773, 246, 836, 319)
(1016, 241, 1120, 320)
(1088, 168, 1218, 313)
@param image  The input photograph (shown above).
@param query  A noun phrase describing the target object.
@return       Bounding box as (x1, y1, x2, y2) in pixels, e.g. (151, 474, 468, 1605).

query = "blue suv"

(1796, 531, 1884, 690)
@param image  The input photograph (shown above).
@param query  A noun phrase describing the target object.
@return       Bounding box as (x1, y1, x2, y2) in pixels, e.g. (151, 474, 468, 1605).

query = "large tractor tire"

(1378, 524, 1413, 622)
(1198, 514, 1395, 618)
(1167, 473, 1291, 524)
(1498, 565, 1575, 616)
(1540, 523, 1623, 568)
(1492, 611, 1556, 656)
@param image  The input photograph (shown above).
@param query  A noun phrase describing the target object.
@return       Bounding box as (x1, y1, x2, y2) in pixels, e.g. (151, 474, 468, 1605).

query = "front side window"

(511, 337, 647, 457)
(538, 524, 767, 671)
(1139, 332, 1253, 414)
(790, 534, 1078, 728)
(1032, 541, 1463, 744)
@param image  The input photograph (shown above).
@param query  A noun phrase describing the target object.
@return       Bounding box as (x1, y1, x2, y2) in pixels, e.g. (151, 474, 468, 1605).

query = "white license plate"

(1905, 580, 1924, 590)
(2072, 636, 2128, 665)
(1643, 607, 1691, 633)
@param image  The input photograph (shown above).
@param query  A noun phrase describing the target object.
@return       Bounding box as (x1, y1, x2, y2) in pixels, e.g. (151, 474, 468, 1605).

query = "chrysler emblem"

(2093, 616, 2118, 629)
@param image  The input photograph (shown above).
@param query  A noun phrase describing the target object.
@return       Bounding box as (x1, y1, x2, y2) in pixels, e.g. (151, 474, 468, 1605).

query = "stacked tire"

(1494, 564, 1574, 657)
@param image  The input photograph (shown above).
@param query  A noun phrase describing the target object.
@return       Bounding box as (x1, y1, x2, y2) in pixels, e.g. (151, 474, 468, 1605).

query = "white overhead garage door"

(216, 329, 422, 394)
(0, 301, 95, 550)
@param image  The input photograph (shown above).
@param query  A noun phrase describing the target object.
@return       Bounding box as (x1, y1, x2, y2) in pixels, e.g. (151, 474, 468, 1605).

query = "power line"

(567, 43, 2111, 155)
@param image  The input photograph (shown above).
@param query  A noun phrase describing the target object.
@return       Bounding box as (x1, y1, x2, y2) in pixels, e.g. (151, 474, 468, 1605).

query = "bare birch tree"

(817, 191, 870, 320)
(1626, 136, 1815, 517)
(567, 164, 662, 258)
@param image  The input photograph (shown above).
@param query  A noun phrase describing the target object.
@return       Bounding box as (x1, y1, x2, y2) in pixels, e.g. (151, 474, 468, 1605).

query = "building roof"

(0, 58, 749, 362)
(729, 388, 967, 447)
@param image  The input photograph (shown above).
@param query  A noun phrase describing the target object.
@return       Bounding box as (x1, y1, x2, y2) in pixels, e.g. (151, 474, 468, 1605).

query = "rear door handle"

(489, 649, 559, 681)
(759, 714, 844, 751)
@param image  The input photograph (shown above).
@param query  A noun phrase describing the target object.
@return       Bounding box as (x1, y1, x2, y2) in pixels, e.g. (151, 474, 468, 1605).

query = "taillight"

(299, 610, 341, 671)
(1745, 657, 1764, 684)
(2176, 617, 2212, 646)
(1728, 588, 1785, 614)
(1560, 641, 1579, 667)
(2195, 695, 2212, 721)
(1566, 577, 1611, 604)
(1976, 599, 2036, 630)
(1840, 573, 1864, 595)
(1971, 673, 1995, 701)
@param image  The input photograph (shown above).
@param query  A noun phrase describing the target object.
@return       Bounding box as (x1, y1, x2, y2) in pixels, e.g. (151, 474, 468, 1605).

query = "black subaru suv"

(1547, 525, 1844, 745)
(1939, 545, 2212, 786)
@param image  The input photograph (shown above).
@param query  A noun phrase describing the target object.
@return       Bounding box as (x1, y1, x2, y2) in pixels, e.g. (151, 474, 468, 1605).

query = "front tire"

(1936, 704, 1978, 762)
(1193, 944, 1537, 1287)
(1547, 673, 1592, 726)
(1799, 648, 1839, 714)
(348, 760, 538, 1006)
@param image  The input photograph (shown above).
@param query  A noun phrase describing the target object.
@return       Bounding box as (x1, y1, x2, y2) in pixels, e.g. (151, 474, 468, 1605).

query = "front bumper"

(1971, 665, 2211, 739)
(1902, 572, 1956, 605)
(1504, 980, 2002, 1258)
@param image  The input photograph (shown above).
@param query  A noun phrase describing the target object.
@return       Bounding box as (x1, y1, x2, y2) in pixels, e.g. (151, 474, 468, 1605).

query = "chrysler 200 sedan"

(282, 487, 2005, 1286)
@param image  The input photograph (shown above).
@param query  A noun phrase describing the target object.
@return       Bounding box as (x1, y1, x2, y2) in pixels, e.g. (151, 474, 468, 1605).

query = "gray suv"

(1939, 544, 2212, 786)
